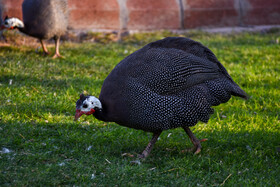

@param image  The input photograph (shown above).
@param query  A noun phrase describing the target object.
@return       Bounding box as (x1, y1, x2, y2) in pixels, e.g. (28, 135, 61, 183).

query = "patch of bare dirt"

(1, 25, 279, 48)
(0, 30, 47, 48)
(0, 29, 123, 49)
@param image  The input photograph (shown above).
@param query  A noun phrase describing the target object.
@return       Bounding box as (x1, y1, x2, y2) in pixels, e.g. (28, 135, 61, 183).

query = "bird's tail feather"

(231, 83, 248, 100)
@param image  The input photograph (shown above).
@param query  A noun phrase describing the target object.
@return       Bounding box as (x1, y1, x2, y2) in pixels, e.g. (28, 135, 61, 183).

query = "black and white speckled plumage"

(21, 0, 68, 40)
(84, 37, 247, 133)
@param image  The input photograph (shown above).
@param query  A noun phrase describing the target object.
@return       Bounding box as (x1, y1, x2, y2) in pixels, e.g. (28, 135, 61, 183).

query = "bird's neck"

(93, 108, 107, 122)
(18, 27, 26, 33)
(93, 99, 112, 122)
(12, 18, 25, 33)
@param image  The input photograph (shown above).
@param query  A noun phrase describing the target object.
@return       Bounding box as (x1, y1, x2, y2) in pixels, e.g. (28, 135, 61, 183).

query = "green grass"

(0, 31, 279, 186)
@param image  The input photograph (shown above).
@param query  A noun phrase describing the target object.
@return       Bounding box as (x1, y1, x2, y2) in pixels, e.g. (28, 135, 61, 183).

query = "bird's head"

(74, 94, 102, 121)
(3, 16, 24, 29)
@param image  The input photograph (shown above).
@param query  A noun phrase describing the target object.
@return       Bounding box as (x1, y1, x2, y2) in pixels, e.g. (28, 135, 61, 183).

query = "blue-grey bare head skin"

(76, 95, 102, 112)
(75, 94, 102, 121)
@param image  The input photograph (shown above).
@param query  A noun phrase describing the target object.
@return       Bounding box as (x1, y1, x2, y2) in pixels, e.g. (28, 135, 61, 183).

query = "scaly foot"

(43, 51, 50, 56)
(183, 126, 208, 154)
(52, 53, 64, 59)
(182, 138, 208, 154)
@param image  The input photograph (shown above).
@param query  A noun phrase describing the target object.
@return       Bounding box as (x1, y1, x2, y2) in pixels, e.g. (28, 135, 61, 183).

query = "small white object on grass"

(87, 146, 92, 151)
(58, 162, 65, 166)
(91, 174, 96, 180)
(246, 145, 252, 151)
(105, 158, 111, 164)
(1, 148, 11, 154)
(130, 160, 141, 165)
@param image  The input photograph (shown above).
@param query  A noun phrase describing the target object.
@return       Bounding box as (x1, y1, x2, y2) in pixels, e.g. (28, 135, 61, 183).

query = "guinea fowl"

(3, 0, 68, 58)
(75, 37, 247, 158)
(0, 6, 3, 29)
(0, 7, 4, 36)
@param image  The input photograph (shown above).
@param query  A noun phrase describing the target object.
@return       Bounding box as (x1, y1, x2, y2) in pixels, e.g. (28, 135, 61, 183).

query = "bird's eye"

(83, 104, 88, 108)
(92, 102, 94, 105)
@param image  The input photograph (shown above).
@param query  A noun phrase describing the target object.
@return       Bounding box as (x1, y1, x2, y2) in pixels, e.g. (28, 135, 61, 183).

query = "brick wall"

(1, 0, 279, 30)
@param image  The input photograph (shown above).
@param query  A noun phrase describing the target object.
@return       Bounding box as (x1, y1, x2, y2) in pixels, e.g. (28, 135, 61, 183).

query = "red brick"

(186, 0, 235, 9)
(184, 9, 239, 28)
(1, 0, 23, 19)
(244, 7, 280, 25)
(247, 0, 280, 7)
(1, 0, 280, 30)
(183, 0, 239, 28)
(127, 0, 180, 30)
(2, 0, 23, 8)
(128, 0, 178, 10)
(69, 10, 119, 29)
(69, 0, 119, 10)
(68, 0, 120, 29)
(243, 0, 280, 25)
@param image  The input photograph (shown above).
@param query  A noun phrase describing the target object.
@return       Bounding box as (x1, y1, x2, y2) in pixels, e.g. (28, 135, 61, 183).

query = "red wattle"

(85, 108, 95, 115)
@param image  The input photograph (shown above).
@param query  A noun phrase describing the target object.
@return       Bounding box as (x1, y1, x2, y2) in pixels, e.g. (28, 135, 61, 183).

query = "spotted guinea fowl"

(75, 37, 247, 158)
(0, 6, 3, 28)
(3, 0, 68, 58)
(0, 6, 6, 32)
(0, 7, 4, 35)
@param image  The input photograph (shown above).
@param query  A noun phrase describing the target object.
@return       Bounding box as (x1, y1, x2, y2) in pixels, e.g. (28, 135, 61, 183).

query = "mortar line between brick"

(177, 0, 184, 29)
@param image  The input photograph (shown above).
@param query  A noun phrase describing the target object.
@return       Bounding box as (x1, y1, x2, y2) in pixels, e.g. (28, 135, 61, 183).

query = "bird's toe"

(52, 54, 64, 59)
(138, 153, 147, 159)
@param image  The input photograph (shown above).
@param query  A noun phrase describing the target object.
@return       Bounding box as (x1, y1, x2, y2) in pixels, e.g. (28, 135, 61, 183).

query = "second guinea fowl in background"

(3, 0, 68, 58)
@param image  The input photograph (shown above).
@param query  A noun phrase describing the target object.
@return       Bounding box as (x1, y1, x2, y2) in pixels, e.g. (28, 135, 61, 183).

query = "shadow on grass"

(1, 74, 104, 117)
(1, 120, 278, 159)
(0, 46, 22, 52)
(0, 45, 46, 56)
(1, 119, 279, 186)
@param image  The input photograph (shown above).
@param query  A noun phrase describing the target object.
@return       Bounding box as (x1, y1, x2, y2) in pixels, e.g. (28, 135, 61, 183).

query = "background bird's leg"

(139, 132, 162, 159)
(40, 39, 49, 55)
(52, 36, 63, 58)
(183, 127, 207, 154)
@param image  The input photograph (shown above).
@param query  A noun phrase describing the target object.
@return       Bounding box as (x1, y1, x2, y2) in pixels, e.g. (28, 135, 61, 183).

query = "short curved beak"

(74, 109, 84, 121)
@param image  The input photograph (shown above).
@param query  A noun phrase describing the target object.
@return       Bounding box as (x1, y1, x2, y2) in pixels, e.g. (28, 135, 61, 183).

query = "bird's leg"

(40, 39, 49, 55)
(52, 36, 63, 58)
(139, 132, 162, 159)
(183, 127, 207, 154)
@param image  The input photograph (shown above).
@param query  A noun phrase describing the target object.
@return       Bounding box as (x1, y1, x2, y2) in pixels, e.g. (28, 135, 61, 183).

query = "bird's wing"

(148, 37, 231, 79)
(116, 44, 224, 95)
(142, 48, 223, 95)
(106, 37, 233, 96)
